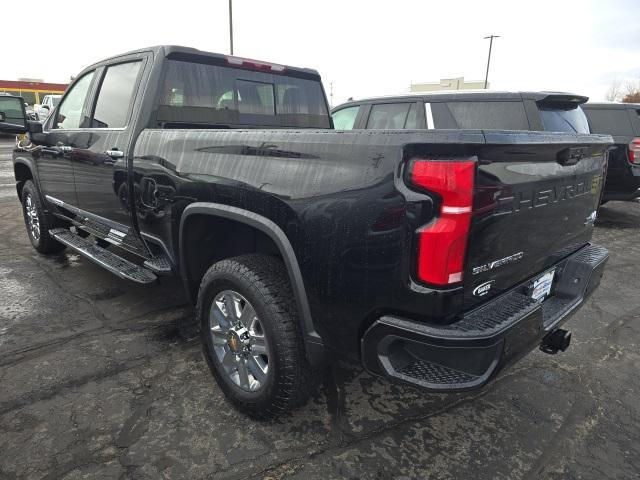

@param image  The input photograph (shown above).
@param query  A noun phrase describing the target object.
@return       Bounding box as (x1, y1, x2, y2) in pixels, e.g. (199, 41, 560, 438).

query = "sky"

(2, 0, 638, 106)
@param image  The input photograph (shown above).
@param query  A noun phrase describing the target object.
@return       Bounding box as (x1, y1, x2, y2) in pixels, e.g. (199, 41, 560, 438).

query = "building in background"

(0, 79, 67, 105)
(410, 77, 487, 92)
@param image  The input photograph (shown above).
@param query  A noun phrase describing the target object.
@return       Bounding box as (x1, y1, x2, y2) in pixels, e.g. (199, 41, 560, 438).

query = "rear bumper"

(361, 244, 608, 392)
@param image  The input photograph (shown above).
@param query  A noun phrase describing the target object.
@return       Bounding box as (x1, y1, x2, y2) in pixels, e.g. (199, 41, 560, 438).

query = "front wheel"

(197, 254, 314, 418)
(21, 180, 66, 254)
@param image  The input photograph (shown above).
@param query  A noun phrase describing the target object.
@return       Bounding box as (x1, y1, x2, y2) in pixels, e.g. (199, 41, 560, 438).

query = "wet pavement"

(1, 135, 639, 479)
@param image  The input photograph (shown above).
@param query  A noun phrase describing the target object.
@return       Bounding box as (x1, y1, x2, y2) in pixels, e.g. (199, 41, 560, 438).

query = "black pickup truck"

(0, 46, 611, 418)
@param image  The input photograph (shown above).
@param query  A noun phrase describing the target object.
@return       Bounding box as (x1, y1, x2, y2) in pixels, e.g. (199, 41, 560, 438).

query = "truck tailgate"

(463, 131, 611, 309)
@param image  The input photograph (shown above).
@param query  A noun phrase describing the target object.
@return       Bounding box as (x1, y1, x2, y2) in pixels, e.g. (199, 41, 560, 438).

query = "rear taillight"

(225, 55, 286, 72)
(629, 138, 640, 165)
(409, 159, 476, 286)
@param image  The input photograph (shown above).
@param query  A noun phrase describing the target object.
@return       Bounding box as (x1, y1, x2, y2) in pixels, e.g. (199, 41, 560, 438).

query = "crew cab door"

(35, 70, 96, 207)
(71, 55, 148, 228)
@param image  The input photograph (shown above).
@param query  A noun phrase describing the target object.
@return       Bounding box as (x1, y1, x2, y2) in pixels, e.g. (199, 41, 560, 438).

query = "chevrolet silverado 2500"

(0, 46, 611, 418)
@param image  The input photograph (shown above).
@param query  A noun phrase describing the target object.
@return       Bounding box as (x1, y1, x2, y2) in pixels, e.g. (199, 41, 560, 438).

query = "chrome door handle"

(105, 149, 124, 159)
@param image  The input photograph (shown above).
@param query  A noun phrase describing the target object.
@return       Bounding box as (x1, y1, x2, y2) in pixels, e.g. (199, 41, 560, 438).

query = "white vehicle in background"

(34, 94, 61, 120)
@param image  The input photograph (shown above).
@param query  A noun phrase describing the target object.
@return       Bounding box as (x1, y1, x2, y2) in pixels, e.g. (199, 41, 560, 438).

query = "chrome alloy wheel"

(24, 194, 40, 241)
(210, 290, 269, 392)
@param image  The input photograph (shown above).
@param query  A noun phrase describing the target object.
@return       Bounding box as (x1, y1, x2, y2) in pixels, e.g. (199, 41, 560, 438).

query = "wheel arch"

(179, 202, 326, 366)
(13, 160, 35, 201)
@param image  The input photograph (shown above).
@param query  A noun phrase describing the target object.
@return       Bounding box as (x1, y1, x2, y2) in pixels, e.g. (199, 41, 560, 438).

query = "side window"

(91, 61, 142, 128)
(446, 101, 529, 130)
(584, 109, 634, 136)
(332, 106, 360, 130)
(630, 109, 640, 136)
(367, 103, 411, 129)
(405, 103, 419, 129)
(56, 71, 95, 129)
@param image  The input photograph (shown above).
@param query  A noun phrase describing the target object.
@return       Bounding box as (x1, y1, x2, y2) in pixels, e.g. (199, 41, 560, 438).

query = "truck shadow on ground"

(596, 200, 640, 229)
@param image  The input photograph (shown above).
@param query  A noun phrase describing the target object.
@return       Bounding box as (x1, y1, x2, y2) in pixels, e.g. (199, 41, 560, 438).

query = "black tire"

(197, 254, 314, 418)
(21, 180, 66, 254)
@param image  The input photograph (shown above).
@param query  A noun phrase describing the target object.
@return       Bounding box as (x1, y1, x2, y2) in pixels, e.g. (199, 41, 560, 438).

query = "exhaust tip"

(540, 329, 572, 355)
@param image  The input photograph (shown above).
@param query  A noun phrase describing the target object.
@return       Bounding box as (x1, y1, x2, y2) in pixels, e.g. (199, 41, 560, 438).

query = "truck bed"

(132, 128, 611, 355)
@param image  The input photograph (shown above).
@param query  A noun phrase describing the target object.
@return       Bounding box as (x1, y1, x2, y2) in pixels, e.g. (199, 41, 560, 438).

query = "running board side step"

(143, 255, 173, 275)
(49, 228, 157, 284)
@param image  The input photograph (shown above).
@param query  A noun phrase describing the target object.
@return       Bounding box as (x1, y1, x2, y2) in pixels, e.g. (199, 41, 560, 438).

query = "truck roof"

(334, 90, 588, 109)
(582, 102, 640, 110)
(83, 45, 322, 80)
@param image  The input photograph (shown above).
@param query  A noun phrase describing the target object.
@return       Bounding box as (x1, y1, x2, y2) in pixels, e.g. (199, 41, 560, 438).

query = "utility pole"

(229, 0, 234, 55)
(483, 35, 500, 89)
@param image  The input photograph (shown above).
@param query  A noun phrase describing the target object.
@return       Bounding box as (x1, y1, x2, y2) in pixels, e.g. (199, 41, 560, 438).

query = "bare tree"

(606, 78, 622, 102)
(621, 80, 640, 103)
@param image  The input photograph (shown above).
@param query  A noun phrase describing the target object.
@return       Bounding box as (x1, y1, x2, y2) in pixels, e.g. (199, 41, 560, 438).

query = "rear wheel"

(197, 254, 313, 418)
(21, 180, 66, 254)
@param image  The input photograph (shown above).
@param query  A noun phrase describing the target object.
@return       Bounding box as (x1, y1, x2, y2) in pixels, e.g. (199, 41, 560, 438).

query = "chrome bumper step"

(49, 228, 157, 284)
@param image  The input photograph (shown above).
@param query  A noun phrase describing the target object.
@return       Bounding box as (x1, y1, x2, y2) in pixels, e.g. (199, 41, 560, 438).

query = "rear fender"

(179, 202, 326, 367)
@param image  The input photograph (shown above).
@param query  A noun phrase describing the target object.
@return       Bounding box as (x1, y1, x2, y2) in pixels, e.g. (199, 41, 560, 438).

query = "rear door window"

(366, 103, 413, 129)
(91, 61, 142, 128)
(446, 101, 529, 130)
(585, 109, 634, 136)
(332, 106, 360, 130)
(538, 104, 589, 133)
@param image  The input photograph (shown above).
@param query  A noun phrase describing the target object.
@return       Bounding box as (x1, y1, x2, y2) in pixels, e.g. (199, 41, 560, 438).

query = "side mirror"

(42, 104, 50, 110)
(28, 120, 43, 134)
(0, 96, 28, 134)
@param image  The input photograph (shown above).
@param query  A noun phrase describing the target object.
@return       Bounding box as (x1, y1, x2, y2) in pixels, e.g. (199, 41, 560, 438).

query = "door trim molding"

(45, 194, 132, 235)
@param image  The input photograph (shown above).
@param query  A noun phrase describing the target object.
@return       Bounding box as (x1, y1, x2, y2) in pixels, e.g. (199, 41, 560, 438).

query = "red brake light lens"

(629, 138, 640, 165)
(225, 55, 286, 73)
(409, 159, 476, 286)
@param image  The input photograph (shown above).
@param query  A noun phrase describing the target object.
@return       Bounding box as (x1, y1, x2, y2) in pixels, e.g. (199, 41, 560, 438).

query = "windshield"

(539, 105, 590, 134)
(156, 59, 330, 129)
(52, 96, 61, 107)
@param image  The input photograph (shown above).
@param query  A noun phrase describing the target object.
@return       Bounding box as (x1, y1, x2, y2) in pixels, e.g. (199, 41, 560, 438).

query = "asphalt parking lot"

(0, 135, 639, 480)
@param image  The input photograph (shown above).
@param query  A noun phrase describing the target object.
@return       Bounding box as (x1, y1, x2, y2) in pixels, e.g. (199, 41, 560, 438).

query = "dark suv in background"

(331, 91, 590, 133)
(331, 92, 639, 203)
(582, 103, 640, 202)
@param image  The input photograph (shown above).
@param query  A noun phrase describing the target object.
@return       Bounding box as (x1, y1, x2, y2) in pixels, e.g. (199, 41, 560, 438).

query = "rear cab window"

(156, 58, 330, 129)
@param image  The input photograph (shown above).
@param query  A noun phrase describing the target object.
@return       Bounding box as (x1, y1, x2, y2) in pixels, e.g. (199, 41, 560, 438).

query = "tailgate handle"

(557, 146, 588, 166)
